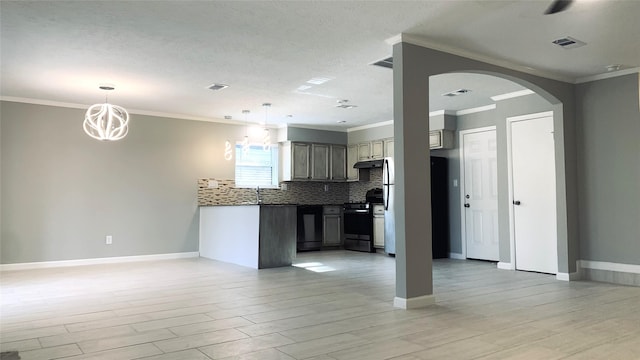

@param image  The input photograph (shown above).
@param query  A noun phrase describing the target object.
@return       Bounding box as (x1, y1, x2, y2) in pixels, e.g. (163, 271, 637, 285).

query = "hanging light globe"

(83, 85, 130, 141)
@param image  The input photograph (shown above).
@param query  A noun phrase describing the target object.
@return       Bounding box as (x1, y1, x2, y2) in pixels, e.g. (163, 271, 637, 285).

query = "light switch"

(208, 180, 219, 189)
(453, 179, 458, 187)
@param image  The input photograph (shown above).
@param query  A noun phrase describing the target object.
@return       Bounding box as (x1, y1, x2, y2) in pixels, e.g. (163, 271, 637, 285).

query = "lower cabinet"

(373, 204, 385, 248)
(322, 205, 342, 246)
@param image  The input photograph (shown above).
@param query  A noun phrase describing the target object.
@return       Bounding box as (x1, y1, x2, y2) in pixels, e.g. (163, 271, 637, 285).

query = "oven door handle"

(344, 209, 370, 214)
(384, 159, 390, 211)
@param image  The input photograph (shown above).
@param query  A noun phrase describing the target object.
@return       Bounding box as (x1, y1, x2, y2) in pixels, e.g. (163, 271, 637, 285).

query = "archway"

(391, 39, 578, 309)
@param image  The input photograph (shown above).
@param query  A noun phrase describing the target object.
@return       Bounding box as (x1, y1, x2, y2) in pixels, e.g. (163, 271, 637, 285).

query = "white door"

(462, 128, 499, 261)
(509, 113, 557, 274)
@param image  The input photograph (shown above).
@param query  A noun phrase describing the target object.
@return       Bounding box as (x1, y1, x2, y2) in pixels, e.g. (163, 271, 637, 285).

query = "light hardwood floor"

(1, 250, 639, 360)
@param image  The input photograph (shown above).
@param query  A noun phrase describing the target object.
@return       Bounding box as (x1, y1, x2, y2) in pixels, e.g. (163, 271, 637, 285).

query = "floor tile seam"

(129, 312, 219, 332)
(78, 331, 177, 355)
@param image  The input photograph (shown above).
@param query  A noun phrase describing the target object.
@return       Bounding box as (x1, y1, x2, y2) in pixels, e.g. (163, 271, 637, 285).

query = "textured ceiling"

(1, 1, 638, 130)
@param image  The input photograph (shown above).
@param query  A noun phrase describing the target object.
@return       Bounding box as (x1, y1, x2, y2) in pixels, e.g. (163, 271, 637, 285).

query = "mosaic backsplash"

(198, 179, 350, 206)
(349, 168, 383, 202)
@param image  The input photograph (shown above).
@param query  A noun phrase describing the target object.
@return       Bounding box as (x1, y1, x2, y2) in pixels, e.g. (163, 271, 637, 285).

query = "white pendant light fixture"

(83, 84, 129, 141)
(241, 110, 250, 155)
(262, 103, 271, 151)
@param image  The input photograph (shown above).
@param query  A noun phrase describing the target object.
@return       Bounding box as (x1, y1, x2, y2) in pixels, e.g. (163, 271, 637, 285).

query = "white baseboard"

(556, 272, 580, 281)
(0, 252, 200, 271)
(579, 260, 640, 274)
(394, 294, 436, 309)
(449, 252, 465, 260)
(497, 262, 514, 270)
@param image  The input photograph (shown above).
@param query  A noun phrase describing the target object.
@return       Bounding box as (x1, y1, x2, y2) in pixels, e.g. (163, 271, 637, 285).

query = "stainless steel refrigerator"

(383, 157, 396, 255)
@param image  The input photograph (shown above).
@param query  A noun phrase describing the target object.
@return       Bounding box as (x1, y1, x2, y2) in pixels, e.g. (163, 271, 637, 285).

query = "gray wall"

(0, 101, 245, 264)
(281, 126, 347, 145)
(433, 94, 553, 258)
(576, 74, 640, 265)
(347, 123, 393, 144)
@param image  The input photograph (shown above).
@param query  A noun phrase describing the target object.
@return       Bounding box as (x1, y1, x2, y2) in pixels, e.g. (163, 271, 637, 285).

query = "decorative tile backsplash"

(198, 179, 349, 206)
(198, 169, 383, 206)
(349, 168, 383, 202)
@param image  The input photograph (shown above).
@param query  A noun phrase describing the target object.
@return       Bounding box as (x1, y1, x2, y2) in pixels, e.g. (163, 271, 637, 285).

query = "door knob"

(513, 200, 521, 205)
(464, 203, 470, 208)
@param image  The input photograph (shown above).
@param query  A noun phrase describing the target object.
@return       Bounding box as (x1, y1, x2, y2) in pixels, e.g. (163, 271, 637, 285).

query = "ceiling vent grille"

(442, 89, 471, 97)
(552, 36, 586, 49)
(371, 57, 393, 69)
(207, 83, 229, 91)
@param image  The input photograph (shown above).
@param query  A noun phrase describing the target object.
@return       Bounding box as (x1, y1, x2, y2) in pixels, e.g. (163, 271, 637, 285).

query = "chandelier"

(83, 84, 130, 141)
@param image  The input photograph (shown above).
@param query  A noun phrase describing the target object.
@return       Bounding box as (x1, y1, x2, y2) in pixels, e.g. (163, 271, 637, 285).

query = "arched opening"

(391, 41, 577, 308)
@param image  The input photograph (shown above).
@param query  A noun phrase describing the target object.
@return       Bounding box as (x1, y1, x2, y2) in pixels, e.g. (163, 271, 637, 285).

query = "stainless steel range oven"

(343, 202, 374, 252)
(343, 188, 383, 253)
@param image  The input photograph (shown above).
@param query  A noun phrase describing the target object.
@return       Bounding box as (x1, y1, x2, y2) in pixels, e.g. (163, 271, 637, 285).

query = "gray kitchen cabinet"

(330, 145, 347, 181)
(371, 139, 384, 159)
(311, 143, 330, 180)
(282, 141, 347, 182)
(429, 129, 454, 149)
(292, 142, 311, 180)
(373, 204, 385, 248)
(383, 138, 394, 158)
(323, 205, 342, 246)
(357, 142, 371, 161)
(347, 144, 359, 181)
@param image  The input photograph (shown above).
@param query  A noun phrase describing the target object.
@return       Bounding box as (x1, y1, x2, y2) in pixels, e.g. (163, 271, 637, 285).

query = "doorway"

(460, 127, 499, 261)
(507, 111, 558, 274)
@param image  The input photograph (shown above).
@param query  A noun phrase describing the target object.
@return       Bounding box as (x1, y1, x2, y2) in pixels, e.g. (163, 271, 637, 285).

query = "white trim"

(459, 126, 497, 261)
(347, 120, 393, 132)
(579, 260, 640, 274)
(449, 252, 465, 260)
(556, 272, 580, 281)
(507, 111, 554, 123)
(497, 262, 515, 270)
(429, 109, 445, 117)
(386, 34, 574, 83)
(490, 89, 535, 102)
(394, 294, 435, 309)
(0, 96, 237, 124)
(456, 104, 496, 116)
(0, 252, 200, 272)
(575, 67, 640, 84)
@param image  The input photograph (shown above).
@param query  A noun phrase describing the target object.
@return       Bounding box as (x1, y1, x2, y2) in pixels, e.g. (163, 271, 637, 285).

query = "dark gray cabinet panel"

(259, 205, 297, 268)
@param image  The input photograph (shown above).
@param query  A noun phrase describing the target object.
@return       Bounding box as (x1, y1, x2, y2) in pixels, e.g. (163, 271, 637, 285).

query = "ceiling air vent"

(372, 57, 393, 69)
(207, 83, 229, 91)
(442, 89, 471, 97)
(552, 36, 586, 49)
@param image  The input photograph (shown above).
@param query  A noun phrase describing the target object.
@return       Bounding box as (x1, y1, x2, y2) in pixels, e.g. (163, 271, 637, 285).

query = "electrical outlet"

(106, 235, 113, 245)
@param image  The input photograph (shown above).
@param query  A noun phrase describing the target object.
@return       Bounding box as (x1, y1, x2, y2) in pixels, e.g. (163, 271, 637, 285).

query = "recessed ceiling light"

(337, 120, 347, 124)
(307, 77, 332, 85)
(297, 85, 312, 91)
(442, 89, 471, 97)
(207, 83, 229, 91)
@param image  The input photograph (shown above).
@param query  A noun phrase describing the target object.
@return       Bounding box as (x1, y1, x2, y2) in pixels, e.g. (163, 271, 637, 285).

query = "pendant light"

(241, 110, 250, 155)
(262, 103, 271, 151)
(83, 84, 129, 141)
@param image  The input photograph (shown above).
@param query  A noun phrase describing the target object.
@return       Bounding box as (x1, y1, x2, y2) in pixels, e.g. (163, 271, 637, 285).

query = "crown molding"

(347, 120, 394, 132)
(575, 67, 640, 84)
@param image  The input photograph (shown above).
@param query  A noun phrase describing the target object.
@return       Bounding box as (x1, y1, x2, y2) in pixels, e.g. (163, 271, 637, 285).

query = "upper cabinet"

(357, 140, 384, 161)
(429, 129, 454, 149)
(347, 144, 359, 182)
(330, 145, 347, 181)
(281, 142, 346, 182)
(383, 138, 394, 158)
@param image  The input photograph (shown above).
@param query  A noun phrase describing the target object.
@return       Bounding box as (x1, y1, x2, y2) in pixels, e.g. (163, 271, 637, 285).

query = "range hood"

(353, 159, 384, 169)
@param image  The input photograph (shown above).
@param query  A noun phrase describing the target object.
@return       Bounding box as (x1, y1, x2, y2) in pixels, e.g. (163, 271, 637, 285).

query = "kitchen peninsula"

(199, 204, 297, 269)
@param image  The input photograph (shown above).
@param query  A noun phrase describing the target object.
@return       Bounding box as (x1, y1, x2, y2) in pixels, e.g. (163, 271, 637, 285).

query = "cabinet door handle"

(464, 203, 470, 208)
(513, 200, 521, 205)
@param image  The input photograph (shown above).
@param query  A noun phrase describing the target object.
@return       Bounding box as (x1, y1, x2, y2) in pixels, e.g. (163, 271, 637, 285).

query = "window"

(235, 143, 279, 188)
